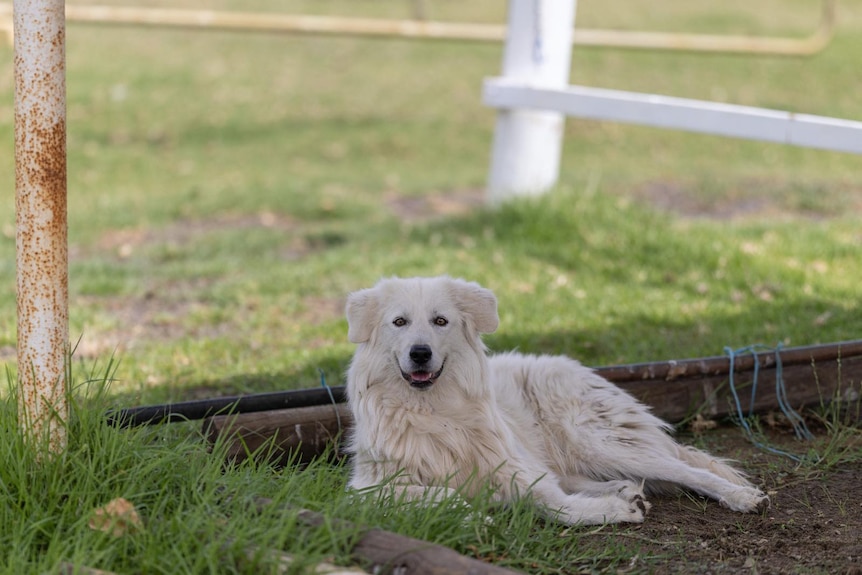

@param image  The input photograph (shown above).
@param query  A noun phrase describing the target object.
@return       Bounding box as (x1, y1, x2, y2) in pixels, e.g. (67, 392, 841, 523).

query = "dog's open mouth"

(399, 362, 445, 390)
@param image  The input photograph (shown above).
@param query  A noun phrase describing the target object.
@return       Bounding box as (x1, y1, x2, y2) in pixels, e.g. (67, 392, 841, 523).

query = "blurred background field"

(1, 0, 861, 405)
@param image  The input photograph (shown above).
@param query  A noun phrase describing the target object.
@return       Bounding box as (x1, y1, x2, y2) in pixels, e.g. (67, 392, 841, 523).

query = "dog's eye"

(433, 316, 448, 327)
(392, 317, 407, 327)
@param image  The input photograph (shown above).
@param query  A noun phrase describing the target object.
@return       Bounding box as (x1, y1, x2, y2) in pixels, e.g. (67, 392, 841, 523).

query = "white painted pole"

(487, 0, 577, 204)
(14, 0, 69, 455)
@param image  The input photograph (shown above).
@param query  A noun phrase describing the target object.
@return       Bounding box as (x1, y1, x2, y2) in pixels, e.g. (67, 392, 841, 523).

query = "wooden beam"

(205, 404, 352, 466)
(245, 497, 524, 575)
(595, 340, 862, 383)
(618, 354, 862, 421)
(205, 347, 862, 465)
(127, 341, 862, 429)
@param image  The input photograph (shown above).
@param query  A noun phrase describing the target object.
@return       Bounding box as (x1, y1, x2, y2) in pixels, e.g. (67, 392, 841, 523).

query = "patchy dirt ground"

(577, 426, 862, 575)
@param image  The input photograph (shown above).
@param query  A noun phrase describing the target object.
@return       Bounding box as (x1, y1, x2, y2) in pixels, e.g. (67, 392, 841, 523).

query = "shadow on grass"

(487, 294, 862, 366)
(133, 351, 353, 406)
(142, 292, 862, 412)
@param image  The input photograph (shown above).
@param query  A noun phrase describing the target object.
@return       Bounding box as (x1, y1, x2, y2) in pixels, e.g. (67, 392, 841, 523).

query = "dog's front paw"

(720, 486, 770, 513)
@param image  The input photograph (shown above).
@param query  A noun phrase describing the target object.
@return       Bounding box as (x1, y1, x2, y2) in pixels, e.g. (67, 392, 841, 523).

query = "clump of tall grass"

(0, 360, 358, 573)
(0, 360, 650, 574)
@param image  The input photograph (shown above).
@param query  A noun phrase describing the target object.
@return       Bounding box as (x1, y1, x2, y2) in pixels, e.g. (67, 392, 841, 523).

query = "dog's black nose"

(409, 344, 433, 365)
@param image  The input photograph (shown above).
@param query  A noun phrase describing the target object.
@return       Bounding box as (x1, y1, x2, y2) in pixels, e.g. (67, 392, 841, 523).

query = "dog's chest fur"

(350, 389, 514, 490)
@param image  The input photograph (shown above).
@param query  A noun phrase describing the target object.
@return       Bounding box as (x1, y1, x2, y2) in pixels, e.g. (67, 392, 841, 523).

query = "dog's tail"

(676, 444, 753, 487)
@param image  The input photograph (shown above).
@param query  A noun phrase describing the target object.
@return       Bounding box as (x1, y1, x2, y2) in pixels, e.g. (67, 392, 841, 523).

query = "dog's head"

(346, 276, 499, 391)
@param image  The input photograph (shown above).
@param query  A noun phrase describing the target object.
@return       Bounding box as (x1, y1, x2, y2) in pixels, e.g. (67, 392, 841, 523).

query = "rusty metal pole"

(14, 0, 69, 454)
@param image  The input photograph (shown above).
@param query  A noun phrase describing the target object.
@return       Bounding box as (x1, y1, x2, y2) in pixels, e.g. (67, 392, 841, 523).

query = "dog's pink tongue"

(411, 371, 432, 382)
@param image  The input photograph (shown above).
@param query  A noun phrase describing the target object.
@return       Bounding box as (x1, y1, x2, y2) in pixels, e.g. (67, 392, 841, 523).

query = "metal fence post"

(487, 0, 577, 204)
(14, 0, 69, 454)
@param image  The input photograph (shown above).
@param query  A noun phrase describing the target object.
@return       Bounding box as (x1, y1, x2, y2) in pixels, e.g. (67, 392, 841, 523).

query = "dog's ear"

(450, 279, 499, 334)
(345, 288, 378, 343)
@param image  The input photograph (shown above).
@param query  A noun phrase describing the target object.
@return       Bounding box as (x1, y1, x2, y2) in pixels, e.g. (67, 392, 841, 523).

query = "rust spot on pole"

(14, 0, 69, 455)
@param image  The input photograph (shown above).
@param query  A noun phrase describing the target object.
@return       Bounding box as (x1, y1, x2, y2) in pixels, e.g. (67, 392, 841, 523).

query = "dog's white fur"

(345, 276, 769, 525)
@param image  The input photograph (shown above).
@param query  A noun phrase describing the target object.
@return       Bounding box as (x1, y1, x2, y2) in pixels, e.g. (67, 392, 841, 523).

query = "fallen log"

(205, 404, 352, 466)
(244, 496, 523, 575)
(597, 339, 862, 383)
(203, 341, 862, 465)
(113, 340, 862, 428)
(613, 348, 862, 421)
(108, 386, 346, 427)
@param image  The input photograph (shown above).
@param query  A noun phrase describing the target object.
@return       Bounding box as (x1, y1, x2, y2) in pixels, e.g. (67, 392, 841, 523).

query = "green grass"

(0, 373, 354, 573)
(1, 0, 861, 572)
(0, 371, 647, 574)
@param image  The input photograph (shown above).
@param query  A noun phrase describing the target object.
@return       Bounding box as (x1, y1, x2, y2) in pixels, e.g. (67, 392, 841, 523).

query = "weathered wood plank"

(205, 404, 352, 465)
(595, 340, 862, 383)
(246, 497, 524, 575)
(617, 354, 862, 421)
(125, 341, 862, 427)
(206, 352, 862, 465)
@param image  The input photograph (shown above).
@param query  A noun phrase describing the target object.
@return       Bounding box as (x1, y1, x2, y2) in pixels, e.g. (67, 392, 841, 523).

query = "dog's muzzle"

(399, 345, 444, 390)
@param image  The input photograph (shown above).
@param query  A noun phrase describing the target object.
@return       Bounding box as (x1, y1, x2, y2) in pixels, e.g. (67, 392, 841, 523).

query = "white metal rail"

(485, 0, 860, 202)
(484, 80, 862, 156)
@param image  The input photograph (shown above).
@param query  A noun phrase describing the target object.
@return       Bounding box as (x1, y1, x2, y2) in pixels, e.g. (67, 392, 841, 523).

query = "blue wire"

(724, 344, 812, 462)
(772, 343, 815, 441)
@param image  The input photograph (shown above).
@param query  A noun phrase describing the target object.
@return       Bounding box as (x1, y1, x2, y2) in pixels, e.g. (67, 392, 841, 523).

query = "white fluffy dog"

(344, 276, 768, 525)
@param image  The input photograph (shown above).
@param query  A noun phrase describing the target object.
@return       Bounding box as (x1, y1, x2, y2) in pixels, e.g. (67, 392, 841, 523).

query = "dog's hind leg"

(668, 445, 769, 512)
(551, 402, 769, 513)
(561, 426, 768, 513)
(620, 453, 769, 513)
(674, 444, 752, 486)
